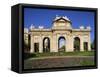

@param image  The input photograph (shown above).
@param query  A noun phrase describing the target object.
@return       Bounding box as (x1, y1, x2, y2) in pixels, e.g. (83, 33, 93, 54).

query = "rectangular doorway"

(34, 43, 39, 52)
(84, 42, 88, 51)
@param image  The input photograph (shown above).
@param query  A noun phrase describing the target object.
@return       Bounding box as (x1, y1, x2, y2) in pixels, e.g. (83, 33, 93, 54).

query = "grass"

(24, 51, 95, 69)
(24, 51, 94, 59)
(80, 60, 95, 66)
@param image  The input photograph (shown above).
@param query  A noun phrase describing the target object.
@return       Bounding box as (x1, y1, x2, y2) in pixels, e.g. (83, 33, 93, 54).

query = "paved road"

(24, 56, 94, 69)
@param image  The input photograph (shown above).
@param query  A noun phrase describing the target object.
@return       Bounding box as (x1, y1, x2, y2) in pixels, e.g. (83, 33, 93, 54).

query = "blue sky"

(24, 8, 95, 42)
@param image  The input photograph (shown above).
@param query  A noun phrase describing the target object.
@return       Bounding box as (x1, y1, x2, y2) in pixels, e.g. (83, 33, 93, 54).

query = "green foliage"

(91, 39, 95, 50)
(74, 40, 80, 46)
(59, 45, 65, 52)
(27, 51, 94, 58)
(24, 53, 37, 59)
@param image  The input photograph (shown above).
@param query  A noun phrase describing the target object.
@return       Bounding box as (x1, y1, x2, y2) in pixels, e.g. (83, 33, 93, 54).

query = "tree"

(91, 39, 95, 51)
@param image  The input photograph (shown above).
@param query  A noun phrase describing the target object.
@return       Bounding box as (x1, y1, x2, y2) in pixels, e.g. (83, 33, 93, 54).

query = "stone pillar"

(65, 36, 68, 52)
(70, 36, 74, 51)
(80, 36, 84, 51)
(50, 36, 53, 52)
(56, 35, 58, 52)
(50, 36, 52, 52)
(52, 34, 58, 52)
(88, 35, 91, 51)
(39, 36, 43, 53)
(88, 42, 91, 51)
(66, 35, 73, 52)
(30, 35, 34, 53)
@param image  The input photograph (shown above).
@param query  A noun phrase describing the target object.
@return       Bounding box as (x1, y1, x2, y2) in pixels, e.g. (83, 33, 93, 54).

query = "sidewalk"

(28, 56, 94, 60)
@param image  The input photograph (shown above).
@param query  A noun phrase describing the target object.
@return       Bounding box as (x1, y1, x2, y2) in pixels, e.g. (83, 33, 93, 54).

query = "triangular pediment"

(52, 16, 72, 29)
(55, 18, 68, 22)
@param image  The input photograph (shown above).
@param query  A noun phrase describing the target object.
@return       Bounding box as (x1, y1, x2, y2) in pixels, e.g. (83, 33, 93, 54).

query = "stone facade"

(24, 16, 91, 53)
(24, 28, 29, 45)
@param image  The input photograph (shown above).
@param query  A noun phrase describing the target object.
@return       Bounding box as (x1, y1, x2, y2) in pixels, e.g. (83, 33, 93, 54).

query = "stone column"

(66, 35, 73, 52)
(50, 36, 52, 52)
(70, 36, 74, 51)
(88, 35, 91, 51)
(56, 35, 58, 52)
(52, 34, 58, 52)
(30, 35, 34, 53)
(50, 36, 53, 52)
(80, 36, 84, 51)
(39, 35, 43, 53)
(65, 36, 68, 52)
(88, 42, 91, 51)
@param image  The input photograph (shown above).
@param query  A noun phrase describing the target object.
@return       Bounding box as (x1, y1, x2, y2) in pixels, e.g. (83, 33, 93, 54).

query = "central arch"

(58, 36, 66, 52)
(43, 37, 50, 52)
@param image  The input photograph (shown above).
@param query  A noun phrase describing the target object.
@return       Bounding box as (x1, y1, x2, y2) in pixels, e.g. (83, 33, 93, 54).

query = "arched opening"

(58, 36, 66, 52)
(74, 37, 80, 51)
(43, 37, 50, 52)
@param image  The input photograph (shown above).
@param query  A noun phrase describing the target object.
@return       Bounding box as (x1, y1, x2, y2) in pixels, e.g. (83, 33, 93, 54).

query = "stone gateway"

(24, 16, 91, 53)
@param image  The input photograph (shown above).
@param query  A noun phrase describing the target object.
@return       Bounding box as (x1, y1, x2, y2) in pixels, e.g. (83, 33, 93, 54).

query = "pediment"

(55, 18, 67, 22)
(58, 19, 66, 22)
